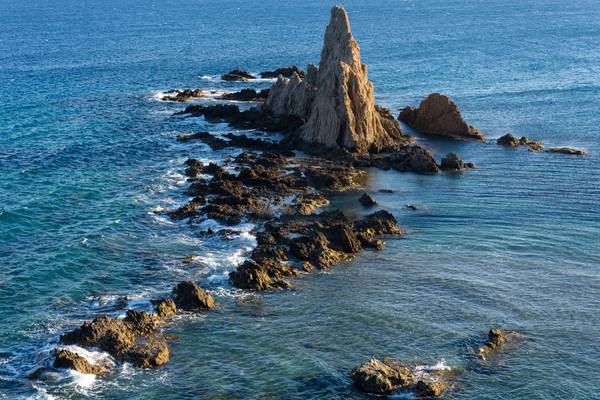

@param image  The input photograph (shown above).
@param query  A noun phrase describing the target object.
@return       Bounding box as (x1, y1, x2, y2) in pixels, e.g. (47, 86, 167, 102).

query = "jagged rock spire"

(265, 6, 408, 153)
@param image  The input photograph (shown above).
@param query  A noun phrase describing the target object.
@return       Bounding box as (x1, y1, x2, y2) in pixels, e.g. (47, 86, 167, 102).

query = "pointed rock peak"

(328, 6, 351, 36)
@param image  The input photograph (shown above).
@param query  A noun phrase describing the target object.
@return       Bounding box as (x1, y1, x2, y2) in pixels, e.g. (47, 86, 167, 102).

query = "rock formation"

(546, 147, 588, 155)
(351, 357, 454, 397)
(497, 133, 544, 151)
(264, 6, 409, 153)
(399, 93, 485, 140)
(260, 66, 306, 79)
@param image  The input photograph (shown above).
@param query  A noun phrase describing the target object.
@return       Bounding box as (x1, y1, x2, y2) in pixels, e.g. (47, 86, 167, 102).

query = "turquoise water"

(1, 0, 599, 398)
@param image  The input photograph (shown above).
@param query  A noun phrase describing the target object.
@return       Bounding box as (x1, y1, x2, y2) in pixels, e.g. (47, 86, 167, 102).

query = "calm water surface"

(1, 0, 599, 399)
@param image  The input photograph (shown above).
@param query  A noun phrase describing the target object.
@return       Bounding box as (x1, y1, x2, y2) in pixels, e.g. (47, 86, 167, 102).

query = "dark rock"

(380, 145, 440, 174)
(260, 66, 306, 79)
(358, 192, 377, 207)
(497, 133, 520, 147)
(53, 349, 109, 375)
(151, 298, 177, 318)
(323, 224, 362, 253)
(415, 380, 449, 398)
(399, 93, 484, 140)
(221, 69, 256, 81)
(229, 259, 295, 290)
(355, 210, 403, 236)
(172, 281, 216, 311)
(440, 152, 473, 172)
(162, 89, 204, 102)
(406, 204, 423, 211)
(186, 180, 209, 196)
(220, 88, 269, 101)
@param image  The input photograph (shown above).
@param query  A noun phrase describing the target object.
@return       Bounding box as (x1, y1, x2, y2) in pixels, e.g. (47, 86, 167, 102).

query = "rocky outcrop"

(59, 310, 169, 369)
(479, 328, 528, 359)
(172, 281, 216, 311)
(260, 66, 306, 79)
(546, 147, 588, 155)
(351, 358, 454, 397)
(162, 89, 204, 102)
(152, 298, 177, 318)
(399, 93, 484, 140)
(497, 133, 544, 151)
(440, 152, 475, 172)
(53, 349, 109, 375)
(264, 6, 410, 153)
(221, 69, 256, 81)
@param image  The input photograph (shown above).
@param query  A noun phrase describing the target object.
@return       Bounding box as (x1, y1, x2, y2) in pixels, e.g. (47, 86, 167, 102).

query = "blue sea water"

(1, 0, 599, 398)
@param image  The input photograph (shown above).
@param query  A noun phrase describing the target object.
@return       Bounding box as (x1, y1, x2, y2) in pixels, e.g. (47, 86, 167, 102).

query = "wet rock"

(221, 69, 256, 81)
(286, 193, 330, 215)
(220, 88, 269, 101)
(546, 147, 588, 155)
(229, 259, 295, 290)
(53, 349, 108, 375)
(184, 158, 203, 177)
(406, 204, 423, 211)
(480, 328, 516, 356)
(497, 133, 544, 151)
(440, 152, 473, 172)
(415, 380, 449, 398)
(172, 281, 216, 311)
(378, 188, 396, 193)
(358, 192, 377, 207)
(168, 201, 198, 220)
(399, 93, 484, 140)
(260, 66, 306, 79)
(355, 210, 403, 236)
(186, 179, 209, 196)
(162, 89, 204, 102)
(323, 224, 362, 254)
(351, 358, 413, 395)
(352, 358, 453, 397)
(152, 298, 177, 318)
(379, 145, 440, 174)
(59, 311, 169, 368)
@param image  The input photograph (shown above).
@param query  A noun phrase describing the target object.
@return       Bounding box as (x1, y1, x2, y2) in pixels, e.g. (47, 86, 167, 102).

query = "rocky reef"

(162, 89, 205, 102)
(546, 147, 588, 155)
(399, 93, 485, 140)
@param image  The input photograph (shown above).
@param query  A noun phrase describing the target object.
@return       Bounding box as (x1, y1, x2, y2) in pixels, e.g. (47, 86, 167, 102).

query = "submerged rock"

(546, 147, 588, 155)
(53, 349, 109, 375)
(172, 281, 216, 311)
(399, 93, 484, 140)
(265, 6, 411, 153)
(260, 66, 306, 79)
(479, 328, 528, 358)
(358, 192, 377, 207)
(221, 69, 256, 81)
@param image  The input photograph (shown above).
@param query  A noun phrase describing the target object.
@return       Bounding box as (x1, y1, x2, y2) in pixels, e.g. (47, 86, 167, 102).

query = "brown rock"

(415, 380, 449, 398)
(265, 6, 411, 153)
(440, 152, 473, 172)
(172, 281, 216, 311)
(351, 358, 414, 394)
(162, 89, 204, 102)
(399, 93, 484, 140)
(152, 298, 177, 318)
(53, 349, 109, 375)
(546, 147, 588, 155)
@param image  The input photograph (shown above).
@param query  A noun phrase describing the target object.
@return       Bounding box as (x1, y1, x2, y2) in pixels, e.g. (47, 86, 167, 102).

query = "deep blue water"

(1, 0, 599, 399)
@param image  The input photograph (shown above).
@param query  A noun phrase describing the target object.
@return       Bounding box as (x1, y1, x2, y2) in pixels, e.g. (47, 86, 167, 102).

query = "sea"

(1, 0, 599, 399)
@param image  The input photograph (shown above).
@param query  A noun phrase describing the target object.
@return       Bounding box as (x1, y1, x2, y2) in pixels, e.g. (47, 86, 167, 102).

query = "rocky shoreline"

(37, 6, 549, 398)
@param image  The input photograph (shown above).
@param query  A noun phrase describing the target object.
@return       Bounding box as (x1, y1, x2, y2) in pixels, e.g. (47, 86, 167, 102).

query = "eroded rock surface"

(260, 66, 306, 79)
(399, 93, 484, 140)
(546, 147, 588, 155)
(220, 88, 269, 101)
(264, 6, 411, 153)
(172, 281, 216, 311)
(59, 310, 169, 369)
(53, 349, 109, 375)
(162, 89, 204, 102)
(440, 152, 475, 172)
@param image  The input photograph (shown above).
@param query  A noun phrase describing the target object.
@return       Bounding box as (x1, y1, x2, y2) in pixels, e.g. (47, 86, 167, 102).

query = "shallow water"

(1, 0, 599, 399)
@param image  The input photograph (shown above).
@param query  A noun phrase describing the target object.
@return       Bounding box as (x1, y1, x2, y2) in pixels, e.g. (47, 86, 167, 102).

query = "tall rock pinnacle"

(265, 6, 408, 153)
